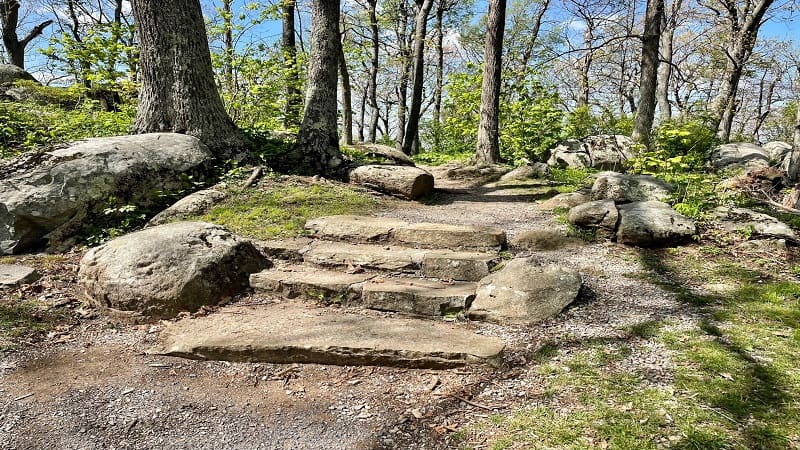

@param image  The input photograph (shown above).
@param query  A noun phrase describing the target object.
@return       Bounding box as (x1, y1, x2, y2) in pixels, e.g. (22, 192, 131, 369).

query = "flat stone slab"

(361, 278, 477, 316)
(305, 216, 507, 250)
(254, 238, 313, 261)
(250, 266, 374, 301)
(302, 241, 497, 280)
(155, 302, 504, 368)
(0, 264, 41, 287)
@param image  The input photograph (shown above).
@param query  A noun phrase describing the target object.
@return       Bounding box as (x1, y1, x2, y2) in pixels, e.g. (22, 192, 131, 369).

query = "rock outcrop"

(547, 135, 633, 170)
(591, 171, 673, 203)
(0, 133, 214, 254)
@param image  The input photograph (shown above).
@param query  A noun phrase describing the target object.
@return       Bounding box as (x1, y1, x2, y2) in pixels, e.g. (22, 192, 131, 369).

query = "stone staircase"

(155, 215, 511, 368)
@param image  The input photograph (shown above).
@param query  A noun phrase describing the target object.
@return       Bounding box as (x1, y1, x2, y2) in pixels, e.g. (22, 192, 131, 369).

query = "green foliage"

(563, 106, 633, 139)
(0, 100, 135, 159)
(421, 65, 564, 164)
(42, 22, 138, 87)
(549, 167, 596, 192)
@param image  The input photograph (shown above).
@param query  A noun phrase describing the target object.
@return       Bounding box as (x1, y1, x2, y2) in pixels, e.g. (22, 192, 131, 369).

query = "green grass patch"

(548, 167, 597, 193)
(0, 301, 71, 351)
(412, 150, 473, 166)
(196, 180, 378, 240)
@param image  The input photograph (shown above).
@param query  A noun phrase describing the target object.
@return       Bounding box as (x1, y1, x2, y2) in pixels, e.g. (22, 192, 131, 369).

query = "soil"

(0, 168, 737, 449)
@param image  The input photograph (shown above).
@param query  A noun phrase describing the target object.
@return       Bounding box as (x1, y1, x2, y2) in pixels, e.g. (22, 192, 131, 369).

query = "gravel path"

(0, 172, 695, 450)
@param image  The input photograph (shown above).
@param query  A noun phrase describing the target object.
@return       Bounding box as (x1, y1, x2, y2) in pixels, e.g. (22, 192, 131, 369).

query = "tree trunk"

(131, 0, 245, 159)
(578, 23, 594, 108)
(475, 0, 507, 165)
(632, 0, 663, 149)
(0, 0, 53, 69)
(401, 0, 434, 156)
(358, 77, 367, 142)
(222, 0, 234, 90)
(293, 0, 344, 176)
(339, 22, 353, 145)
(395, 0, 411, 148)
(709, 0, 775, 143)
(432, 5, 444, 131)
(656, 0, 680, 122)
(283, 0, 302, 129)
(367, 0, 379, 143)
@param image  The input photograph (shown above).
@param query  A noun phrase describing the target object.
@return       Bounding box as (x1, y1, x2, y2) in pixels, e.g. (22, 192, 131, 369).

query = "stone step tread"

(153, 302, 504, 369)
(300, 241, 497, 280)
(305, 215, 506, 250)
(250, 265, 478, 317)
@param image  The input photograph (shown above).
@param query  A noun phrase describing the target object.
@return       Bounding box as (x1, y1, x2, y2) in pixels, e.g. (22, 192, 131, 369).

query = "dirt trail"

(0, 172, 694, 450)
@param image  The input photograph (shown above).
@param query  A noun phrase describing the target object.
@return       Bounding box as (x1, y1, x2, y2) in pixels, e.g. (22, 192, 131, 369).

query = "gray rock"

(441, 164, 510, 182)
(616, 201, 696, 247)
(0, 64, 37, 86)
(710, 143, 770, 170)
(148, 189, 227, 226)
(305, 215, 406, 242)
(156, 302, 505, 368)
(711, 206, 796, 240)
(547, 135, 633, 170)
(568, 200, 618, 230)
(253, 237, 313, 261)
(547, 139, 591, 169)
(538, 192, 590, 210)
(469, 258, 582, 325)
(304, 241, 426, 271)
(500, 163, 550, 181)
(349, 165, 434, 199)
(763, 141, 793, 171)
(422, 251, 496, 281)
(361, 278, 476, 316)
(79, 222, 269, 322)
(591, 171, 673, 203)
(0, 133, 213, 254)
(351, 144, 415, 166)
(509, 230, 585, 251)
(0, 264, 41, 287)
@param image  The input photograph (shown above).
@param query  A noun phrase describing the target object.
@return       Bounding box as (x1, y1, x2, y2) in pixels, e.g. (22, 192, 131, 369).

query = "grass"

(195, 178, 379, 240)
(0, 301, 71, 351)
(459, 247, 800, 450)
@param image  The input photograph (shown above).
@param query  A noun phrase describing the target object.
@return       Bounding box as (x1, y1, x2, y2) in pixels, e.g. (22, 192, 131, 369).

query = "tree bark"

(0, 0, 53, 69)
(475, 0, 507, 165)
(222, 0, 234, 90)
(788, 67, 800, 181)
(293, 0, 345, 176)
(131, 0, 245, 159)
(632, 0, 664, 149)
(367, 0, 379, 143)
(401, 0, 434, 156)
(432, 5, 444, 130)
(656, 0, 681, 122)
(709, 0, 775, 143)
(283, 0, 302, 129)
(339, 22, 353, 145)
(395, 0, 411, 148)
(578, 22, 594, 108)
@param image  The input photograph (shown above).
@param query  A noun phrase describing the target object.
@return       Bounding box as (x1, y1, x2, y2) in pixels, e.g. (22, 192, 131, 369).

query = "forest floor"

(1, 166, 799, 449)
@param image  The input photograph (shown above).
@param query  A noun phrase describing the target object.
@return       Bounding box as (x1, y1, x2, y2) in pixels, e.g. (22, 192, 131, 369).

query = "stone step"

(249, 267, 374, 302)
(361, 278, 476, 316)
(154, 302, 504, 369)
(305, 215, 507, 250)
(301, 241, 497, 281)
(250, 266, 478, 316)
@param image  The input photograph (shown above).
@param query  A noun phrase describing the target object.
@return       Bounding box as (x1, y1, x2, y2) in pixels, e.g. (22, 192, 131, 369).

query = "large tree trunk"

(432, 5, 444, 130)
(367, 0, 379, 143)
(401, 0, 434, 156)
(395, 0, 412, 149)
(222, 0, 234, 90)
(131, 0, 245, 159)
(632, 0, 663, 149)
(475, 0, 507, 165)
(0, 0, 53, 69)
(292, 0, 344, 176)
(656, 0, 681, 122)
(709, 0, 775, 143)
(577, 23, 594, 108)
(339, 22, 353, 145)
(283, 0, 302, 129)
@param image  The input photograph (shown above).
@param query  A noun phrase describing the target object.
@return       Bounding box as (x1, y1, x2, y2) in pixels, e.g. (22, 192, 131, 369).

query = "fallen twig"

(13, 393, 34, 401)
(243, 166, 264, 188)
(449, 394, 509, 411)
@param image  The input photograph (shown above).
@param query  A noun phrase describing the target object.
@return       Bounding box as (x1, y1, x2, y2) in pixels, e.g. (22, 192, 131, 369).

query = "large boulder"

(567, 200, 618, 231)
(79, 222, 269, 322)
(763, 141, 793, 171)
(349, 164, 434, 199)
(469, 258, 582, 325)
(547, 135, 633, 170)
(351, 144, 415, 166)
(711, 206, 796, 240)
(591, 171, 673, 203)
(0, 133, 213, 254)
(148, 189, 227, 226)
(710, 143, 770, 171)
(616, 201, 696, 247)
(0, 64, 37, 86)
(538, 192, 590, 210)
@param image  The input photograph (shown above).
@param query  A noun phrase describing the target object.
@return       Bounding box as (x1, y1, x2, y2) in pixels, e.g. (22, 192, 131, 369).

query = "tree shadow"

(420, 184, 561, 205)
